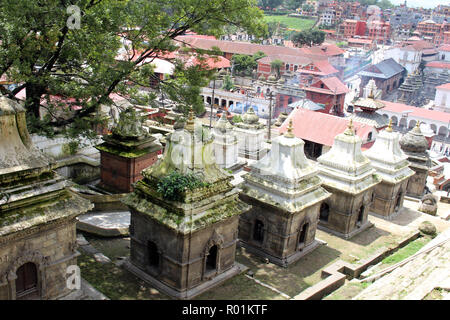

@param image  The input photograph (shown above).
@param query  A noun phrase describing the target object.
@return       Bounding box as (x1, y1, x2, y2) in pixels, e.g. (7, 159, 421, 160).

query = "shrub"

(157, 171, 209, 201)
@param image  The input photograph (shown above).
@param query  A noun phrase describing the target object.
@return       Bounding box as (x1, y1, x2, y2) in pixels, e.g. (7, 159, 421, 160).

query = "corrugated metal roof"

(358, 58, 405, 79)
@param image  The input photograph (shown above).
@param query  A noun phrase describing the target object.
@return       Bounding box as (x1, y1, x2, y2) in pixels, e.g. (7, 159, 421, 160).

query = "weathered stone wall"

(239, 194, 321, 264)
(319, 187, 374, 237)
(406, 168, 428, 198)
(0, 219, 78, 300)
(370, 179, 409, 218)
(130, 209, 239, 293)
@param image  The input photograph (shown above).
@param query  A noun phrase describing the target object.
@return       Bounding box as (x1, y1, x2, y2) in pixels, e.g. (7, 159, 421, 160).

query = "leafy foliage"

(222, 74, 235, 91)
(291, 29, 325, 47)
(231, 51, 266, 76)
(0, 0, 266, 138)
(157, 171, 209, 202)
(257, 0, 283, 10)
(270, 59, 283, 79)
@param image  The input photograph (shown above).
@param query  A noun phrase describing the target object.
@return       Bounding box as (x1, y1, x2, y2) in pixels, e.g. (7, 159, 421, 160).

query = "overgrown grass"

(78, 253, 169, 300)
(381, 237, 431, 265)
(263, 15, 315, 31)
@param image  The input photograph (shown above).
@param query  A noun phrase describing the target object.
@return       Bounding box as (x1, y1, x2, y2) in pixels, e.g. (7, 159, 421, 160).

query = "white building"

(320, 9, 335, 26)
(434, 83, 450, 112)
(438, 44, 450, 62)
(384, 40, 435, 75)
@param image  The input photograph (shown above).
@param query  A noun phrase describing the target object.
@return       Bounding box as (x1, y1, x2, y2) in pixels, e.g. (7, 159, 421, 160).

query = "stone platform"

(77, 211, 130, 237)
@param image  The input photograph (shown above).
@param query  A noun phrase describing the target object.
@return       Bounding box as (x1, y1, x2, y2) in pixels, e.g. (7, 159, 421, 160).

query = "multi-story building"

(416, 20, 450, 46)
(340, 19, 367, 38)
(384, 40, 435, 74)
(367, 21, 391, 44)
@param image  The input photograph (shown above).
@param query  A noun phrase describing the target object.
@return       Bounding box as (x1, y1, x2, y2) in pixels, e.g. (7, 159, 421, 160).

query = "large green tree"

(231, 51, 266, 76)
(291, 29, 325, 47)
(257, 0, 283, 10)
(0, 0, 265, 138)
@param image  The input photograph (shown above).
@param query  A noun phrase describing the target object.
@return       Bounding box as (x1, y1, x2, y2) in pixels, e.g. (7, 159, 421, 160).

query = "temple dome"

(399, 122, 429, 154)
(214, 112, 233, 133)
(242, 107, 260, 124)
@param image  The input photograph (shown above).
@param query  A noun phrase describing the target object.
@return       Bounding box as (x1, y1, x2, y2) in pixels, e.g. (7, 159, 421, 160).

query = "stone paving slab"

(77, 211, 130, 237)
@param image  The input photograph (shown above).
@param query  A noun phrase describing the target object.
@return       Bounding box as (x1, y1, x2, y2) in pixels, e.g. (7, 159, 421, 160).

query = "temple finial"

(344, 118, 355, 135)
(285, 119, 295, 138)
(386, 119, 393, 132)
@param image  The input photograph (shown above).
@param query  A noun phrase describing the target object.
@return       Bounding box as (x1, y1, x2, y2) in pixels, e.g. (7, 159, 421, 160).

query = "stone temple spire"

(316, 121, 381, 238)
(239, 117, 330, 265)
(364, 120, 415, 219)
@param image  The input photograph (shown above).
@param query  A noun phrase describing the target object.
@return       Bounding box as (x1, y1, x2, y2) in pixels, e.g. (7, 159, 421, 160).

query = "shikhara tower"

(239, 120, 330, 266)
(123, 108, 250, 299)
(364, 120, 414, 219)
(317, 119, 381, 239)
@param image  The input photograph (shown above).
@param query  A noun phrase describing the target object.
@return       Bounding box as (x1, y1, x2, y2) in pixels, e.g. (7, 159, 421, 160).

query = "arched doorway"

(206, 245, 218, 272)
(147, 241, 159, 268)
(319, 203, 329, 222)
(16, 262, 38, 300)
(357, 205, 364, 225)
(395, 192, 402, 211)
(253, 219, 265, 243)
(391, 116, 398, 126)
(298, 223, 309, 246)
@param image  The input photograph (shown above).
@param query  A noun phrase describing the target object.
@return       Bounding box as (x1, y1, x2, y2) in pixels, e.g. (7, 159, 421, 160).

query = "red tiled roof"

(303, 77, 349, 95)
(426, 61, 450, 69)
(278, 108, 374, 147)
(257, 54, 315, 66)
(176, 35, 308, 57)
(348, 38, 373, 44)
(299, 43, 345, 57)
(175, 36, 341, 61)
(380, 100, 450, 123)
(437, 83, 450, 91)
(439, 44, 450, 52)
(313, 60, 339, 75)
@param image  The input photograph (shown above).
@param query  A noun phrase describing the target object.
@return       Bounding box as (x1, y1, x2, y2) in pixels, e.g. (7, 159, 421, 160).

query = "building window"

(253, 219, 265, 243)
(206, 245, 218, 272)
(16, 263, 38, 299)
(147, 241, 159, 268)
(319, 203, 330, 222)
(299, 223, 309, 245)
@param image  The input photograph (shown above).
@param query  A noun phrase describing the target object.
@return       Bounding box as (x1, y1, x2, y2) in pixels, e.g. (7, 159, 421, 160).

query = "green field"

(263, 15, 316, 31)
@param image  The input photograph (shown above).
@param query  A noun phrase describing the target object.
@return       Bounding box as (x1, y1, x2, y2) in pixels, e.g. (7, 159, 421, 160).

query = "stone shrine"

(239, 121, 331, 266)
(212, 112, 239, 169)
(399, 122, 432, 198)
(317, 119, 381, 239)
(122, 108, 250, 299)
(0, 95, 92, 300)
(96, 107, 162, 193)
(234, 107, 267, 160)
(364, 120, 415, 219)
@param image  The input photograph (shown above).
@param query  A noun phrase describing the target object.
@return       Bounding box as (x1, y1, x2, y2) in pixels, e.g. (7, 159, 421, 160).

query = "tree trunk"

(25, 83, 45, 119)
